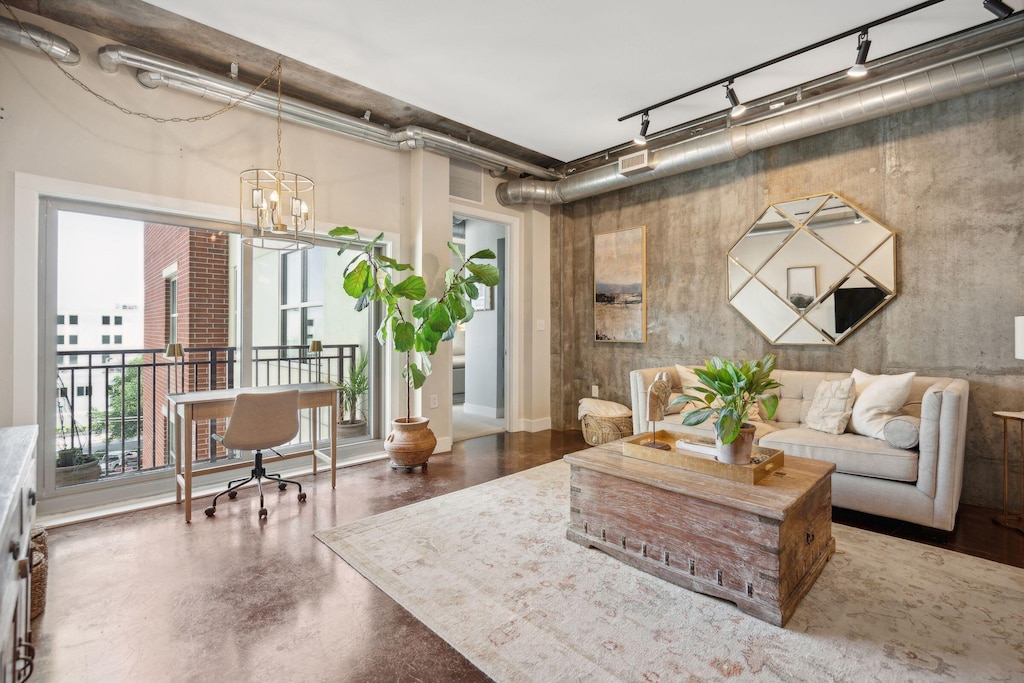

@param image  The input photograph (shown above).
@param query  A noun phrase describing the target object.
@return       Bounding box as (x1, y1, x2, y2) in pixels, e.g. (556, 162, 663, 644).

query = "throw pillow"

(804, 377, 856, 435)
(665, 392, 687, 415)
(883, 415, 921, 449)
(849, 369, 916, 439)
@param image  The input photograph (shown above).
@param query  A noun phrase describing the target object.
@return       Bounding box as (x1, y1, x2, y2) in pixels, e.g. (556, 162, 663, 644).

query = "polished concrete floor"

(32, 431, 1024, 682)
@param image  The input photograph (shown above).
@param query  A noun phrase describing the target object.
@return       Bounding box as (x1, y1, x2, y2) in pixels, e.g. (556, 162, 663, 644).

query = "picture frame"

(594, 225, 646, 343)
(786, 265, 817, 310)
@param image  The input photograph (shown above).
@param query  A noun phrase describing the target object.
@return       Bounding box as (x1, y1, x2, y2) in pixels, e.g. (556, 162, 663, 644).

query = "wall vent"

(449, 159, 483, 203)
(618, 150, 653, 176)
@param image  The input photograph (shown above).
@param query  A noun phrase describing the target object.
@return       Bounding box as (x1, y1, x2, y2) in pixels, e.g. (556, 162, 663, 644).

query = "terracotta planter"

(715, 423, 756, 465)
(384, 417, 436, 470)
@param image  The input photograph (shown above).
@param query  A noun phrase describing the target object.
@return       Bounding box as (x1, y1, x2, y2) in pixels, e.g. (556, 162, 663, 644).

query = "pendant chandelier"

(240, 60, 315, 251)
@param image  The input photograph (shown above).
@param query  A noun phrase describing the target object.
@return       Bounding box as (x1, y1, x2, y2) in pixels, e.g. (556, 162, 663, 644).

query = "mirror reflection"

(727, 193, 896, 346)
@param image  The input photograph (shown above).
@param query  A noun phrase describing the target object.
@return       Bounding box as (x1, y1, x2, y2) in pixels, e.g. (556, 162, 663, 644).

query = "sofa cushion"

(883, 415, 921, 449)
(804, 378, 856, 435)
(849, 369, 916, 438)
(760, 427, 919, 482)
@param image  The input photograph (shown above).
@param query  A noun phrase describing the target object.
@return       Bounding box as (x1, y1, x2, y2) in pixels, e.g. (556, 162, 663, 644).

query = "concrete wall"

(551, 81, 1024, 510)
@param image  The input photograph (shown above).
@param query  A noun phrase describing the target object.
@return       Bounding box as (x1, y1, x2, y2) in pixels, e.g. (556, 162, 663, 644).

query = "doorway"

(451, 214, 507, 442)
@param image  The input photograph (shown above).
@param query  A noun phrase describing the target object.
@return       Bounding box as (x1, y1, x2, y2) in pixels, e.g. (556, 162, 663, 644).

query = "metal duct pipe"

(0, 15, 79, 65)
(96, 45, 560, 181)
(497, 31, 1024, 206)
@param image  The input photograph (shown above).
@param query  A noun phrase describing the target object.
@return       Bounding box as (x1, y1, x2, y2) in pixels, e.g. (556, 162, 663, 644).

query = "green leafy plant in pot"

(337, 352, 369, 439)
(670, 354, 781, 465)
(330, 226, 500, 469)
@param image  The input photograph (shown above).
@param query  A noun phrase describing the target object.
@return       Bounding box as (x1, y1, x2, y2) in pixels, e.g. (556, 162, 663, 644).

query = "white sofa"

(629, 366, 969, 532)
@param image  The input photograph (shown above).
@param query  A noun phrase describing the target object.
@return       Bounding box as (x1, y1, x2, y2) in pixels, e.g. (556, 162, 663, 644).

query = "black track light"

(724, 82, 746, 117)
(983, 0, 1014, 19)
(633, 112, 650, 145)
(847, 30, 871, 77)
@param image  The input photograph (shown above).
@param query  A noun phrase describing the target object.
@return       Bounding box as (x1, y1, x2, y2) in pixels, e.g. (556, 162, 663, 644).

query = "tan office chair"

(204, 389, 306, 519)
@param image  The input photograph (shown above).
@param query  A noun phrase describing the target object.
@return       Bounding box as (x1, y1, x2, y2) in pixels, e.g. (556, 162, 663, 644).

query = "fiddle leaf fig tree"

(330, 226, 500, 422)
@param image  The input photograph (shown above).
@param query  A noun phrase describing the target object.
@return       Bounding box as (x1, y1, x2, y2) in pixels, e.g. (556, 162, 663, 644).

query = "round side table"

(994, 411, 1024, 533)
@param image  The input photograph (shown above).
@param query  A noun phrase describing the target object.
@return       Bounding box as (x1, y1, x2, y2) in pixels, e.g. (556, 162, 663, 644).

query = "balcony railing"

(56, 343, 359, 485)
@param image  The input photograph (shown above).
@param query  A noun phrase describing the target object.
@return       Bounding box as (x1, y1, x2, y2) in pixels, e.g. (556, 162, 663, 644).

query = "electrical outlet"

(591, 385, 599, 398)
(536, 319, 545, 331)
(430, 394, 439, 409)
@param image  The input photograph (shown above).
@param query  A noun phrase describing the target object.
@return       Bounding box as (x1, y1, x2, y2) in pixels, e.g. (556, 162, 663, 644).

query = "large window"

(40, 199, 381, 512)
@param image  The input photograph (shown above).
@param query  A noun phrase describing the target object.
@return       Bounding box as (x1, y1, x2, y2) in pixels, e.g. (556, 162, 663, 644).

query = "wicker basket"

(581, 414, 634, 446)
(31, 548, 47, 619)
(31, 524, 47, 559)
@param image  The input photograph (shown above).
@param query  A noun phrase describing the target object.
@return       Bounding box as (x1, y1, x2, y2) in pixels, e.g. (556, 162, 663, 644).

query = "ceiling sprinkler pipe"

(0, 15, 80, 65)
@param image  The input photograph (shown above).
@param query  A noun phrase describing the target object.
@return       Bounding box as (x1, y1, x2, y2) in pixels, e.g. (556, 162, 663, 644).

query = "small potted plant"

(671, 354, 781, 464)
(337, 353, 369, 439)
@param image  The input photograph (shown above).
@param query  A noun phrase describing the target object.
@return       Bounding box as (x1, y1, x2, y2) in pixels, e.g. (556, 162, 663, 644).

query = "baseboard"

(520, 417, 552, 433)
(462, 403, 501, 419)
(433, 436, 454, 454)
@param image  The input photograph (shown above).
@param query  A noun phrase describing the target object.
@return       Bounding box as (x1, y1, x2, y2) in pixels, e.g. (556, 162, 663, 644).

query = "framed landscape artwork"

(594, 225, 646, 343)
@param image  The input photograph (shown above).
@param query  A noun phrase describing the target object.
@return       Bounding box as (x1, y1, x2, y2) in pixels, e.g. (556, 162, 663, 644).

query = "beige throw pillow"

(883, 415, 921, 449)
(805, 378, 856, 435)
(849, 369, 916, 439)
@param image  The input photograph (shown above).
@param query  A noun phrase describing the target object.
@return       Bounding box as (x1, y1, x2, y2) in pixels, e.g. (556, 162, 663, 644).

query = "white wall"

(463, 218, 503, 416)
(0, 13, 551, 444)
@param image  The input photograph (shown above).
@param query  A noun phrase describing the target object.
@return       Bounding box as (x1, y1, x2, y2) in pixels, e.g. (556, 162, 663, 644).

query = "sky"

(57, 211, 144, 313)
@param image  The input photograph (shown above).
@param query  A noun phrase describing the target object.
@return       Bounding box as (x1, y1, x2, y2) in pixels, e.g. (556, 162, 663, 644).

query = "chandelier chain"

(2, 0, 282, 124)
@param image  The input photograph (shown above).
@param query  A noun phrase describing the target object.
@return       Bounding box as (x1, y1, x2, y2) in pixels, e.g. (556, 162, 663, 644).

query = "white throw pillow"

(804, 378, 856, 435)
(849, 369, 916, 439)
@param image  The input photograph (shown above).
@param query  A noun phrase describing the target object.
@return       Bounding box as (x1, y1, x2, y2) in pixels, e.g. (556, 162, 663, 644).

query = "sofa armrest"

(915, 378, 969, 529)
(629, 366, 679, 435)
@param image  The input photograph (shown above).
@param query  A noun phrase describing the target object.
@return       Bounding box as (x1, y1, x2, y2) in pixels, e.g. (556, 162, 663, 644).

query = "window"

(57, 335, 64, 345)
(102, 315, 110, 325)
(167, 277, 178, 345)
(69, 315, 78, 325)
(114, 335, 122, 344)
(102, 335, 110, 344)
(57, 314, 65, 325)
(67, 354, 78, 365)
(280, 249, 324, 352)
(75, 386, 90, 397)
(114, 316, 123, 325)
(69, 335, 78, 345)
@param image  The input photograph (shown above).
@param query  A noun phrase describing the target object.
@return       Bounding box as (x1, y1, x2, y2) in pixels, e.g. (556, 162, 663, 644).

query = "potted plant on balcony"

(56, 389, 101, 486)
(337, 352, 369, 439)
(671, 354, 781, 465)
(329, 225, 499, 470)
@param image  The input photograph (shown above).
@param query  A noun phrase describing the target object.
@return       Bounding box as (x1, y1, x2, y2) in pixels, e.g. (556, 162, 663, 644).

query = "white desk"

(168, 383, 337, 523)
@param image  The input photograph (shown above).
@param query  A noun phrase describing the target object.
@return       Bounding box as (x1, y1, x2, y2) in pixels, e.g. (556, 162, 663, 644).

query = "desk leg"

(331, 399, 337, 489)
(312, 406, 319, 476)
(172, 406, 182, 504)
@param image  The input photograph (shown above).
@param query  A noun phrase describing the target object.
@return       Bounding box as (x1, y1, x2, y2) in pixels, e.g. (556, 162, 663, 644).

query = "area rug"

(315, 460, 1024, 682)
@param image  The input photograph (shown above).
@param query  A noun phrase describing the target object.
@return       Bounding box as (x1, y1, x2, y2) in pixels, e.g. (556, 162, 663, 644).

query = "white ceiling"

(144, 0, 1017, 163)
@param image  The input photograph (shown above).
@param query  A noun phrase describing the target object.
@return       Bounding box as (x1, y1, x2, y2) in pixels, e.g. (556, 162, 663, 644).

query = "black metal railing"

(56, 343, 359, 484)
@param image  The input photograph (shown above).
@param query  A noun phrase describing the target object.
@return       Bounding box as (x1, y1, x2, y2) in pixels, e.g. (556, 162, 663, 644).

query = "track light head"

(847, 30, 871, 78)
(633, 112, 650, 145)
(983, 0, 1014, 19)
(724, 82, 746, 117)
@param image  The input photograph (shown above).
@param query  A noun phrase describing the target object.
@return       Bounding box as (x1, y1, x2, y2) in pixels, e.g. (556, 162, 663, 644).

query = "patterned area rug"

(316, 460, 1024, 682)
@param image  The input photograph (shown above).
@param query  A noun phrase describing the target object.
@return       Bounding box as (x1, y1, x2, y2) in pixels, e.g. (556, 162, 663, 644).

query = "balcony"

(55, 343, 361, 487)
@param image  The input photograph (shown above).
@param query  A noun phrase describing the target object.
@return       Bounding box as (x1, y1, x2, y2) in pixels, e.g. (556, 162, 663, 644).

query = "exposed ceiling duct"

(95, 45, 561, 182)
(0, 15, 79, 64)
(497, 25, 1024, 206)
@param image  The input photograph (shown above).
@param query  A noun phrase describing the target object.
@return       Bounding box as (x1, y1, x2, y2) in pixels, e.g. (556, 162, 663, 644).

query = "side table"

(994, 411, 1024, 533)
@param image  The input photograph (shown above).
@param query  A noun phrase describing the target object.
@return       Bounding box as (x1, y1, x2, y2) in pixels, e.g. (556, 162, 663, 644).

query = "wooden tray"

(622, 430, 784, 484)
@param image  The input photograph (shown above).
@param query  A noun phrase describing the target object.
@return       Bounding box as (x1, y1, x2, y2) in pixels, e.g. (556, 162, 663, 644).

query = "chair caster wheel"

(258, 508, 268, 519)
(205, 507, 216, 517)
(228, 490, 237, 499)
(298, 492, 307, 503)
(278, 482, 287, 491)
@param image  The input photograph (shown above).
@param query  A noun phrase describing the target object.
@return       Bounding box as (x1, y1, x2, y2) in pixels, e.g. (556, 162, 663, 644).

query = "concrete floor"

(31, 430, 1024, 682)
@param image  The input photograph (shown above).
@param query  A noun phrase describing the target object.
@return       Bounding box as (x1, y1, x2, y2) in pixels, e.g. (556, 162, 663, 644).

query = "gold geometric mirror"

(728, 193, 896, 345)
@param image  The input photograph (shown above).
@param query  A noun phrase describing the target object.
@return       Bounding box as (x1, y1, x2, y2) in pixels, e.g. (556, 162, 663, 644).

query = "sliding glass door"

(38, 199, 380, 508)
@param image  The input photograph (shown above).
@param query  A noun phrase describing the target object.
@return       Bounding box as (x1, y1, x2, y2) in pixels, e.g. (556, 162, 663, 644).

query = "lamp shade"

(165, 342, 184, 358)
(308, 340, 323, 353)
(1016, 316, 1024, 360)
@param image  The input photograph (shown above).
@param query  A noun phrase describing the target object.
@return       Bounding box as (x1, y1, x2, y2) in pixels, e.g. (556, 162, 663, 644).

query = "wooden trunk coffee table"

(564, 440, 835, 627)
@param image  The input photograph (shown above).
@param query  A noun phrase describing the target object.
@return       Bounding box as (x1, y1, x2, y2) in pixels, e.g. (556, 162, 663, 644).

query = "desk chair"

(204, 389, 306, 519)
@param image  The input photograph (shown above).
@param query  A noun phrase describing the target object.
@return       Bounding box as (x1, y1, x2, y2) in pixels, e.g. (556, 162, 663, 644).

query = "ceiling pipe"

(0, 15, 79, 65)
(96, 45, 560, 181)
(497, 29, 1024, 206)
